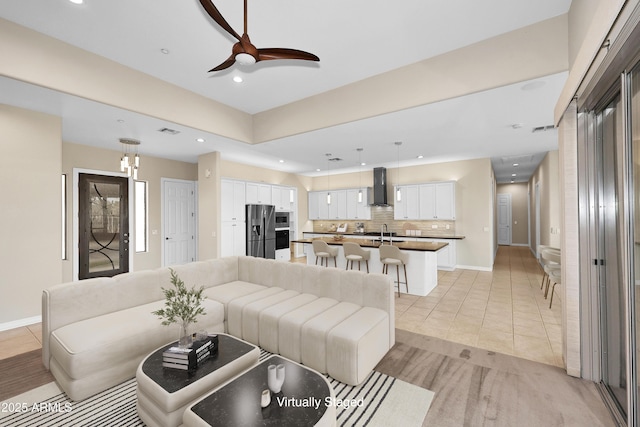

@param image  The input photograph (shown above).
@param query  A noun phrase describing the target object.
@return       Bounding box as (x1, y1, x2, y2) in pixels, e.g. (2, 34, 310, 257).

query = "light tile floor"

(395, 245, 563, 367)
(0, 246, 562, 367)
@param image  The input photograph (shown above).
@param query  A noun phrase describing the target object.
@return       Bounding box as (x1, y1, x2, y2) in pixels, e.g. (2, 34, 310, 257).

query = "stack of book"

(162, 336, 217, 371)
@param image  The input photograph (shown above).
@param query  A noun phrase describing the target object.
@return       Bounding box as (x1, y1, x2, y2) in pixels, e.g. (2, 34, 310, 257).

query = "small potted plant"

(152, 268, 206, 348)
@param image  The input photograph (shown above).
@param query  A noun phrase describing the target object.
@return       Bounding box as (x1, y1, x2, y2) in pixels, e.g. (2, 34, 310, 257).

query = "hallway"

(395, 246, 563, 367)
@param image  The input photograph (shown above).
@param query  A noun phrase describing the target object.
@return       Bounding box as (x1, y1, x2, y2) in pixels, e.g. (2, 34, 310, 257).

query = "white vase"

(267, 364, 284, 393)
(276, 364, 285, 389)
(261, 389, 271, 408)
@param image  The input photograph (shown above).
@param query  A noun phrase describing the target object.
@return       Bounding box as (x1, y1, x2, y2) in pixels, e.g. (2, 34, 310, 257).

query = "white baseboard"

(511, 243, 529, 247)
(0, 315, 42, 332)
(455, 265, 493, 272)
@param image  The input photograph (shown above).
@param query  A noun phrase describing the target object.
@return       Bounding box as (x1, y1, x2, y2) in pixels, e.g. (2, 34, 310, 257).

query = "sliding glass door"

(595, 95, 628, 416)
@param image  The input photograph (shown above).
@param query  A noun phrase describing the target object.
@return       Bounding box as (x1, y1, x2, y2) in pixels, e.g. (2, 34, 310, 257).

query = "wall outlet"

(514, 220, 517, 225)
(483, 226, 489, 232)
(445, 224, 450, 230)
(432, 224, 438, 229)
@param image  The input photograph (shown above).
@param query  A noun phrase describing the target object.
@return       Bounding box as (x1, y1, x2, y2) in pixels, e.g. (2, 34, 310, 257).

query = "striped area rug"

(0, 351, 433, 427)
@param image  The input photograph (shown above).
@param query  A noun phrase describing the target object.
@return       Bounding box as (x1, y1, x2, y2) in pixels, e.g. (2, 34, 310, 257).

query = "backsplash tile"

(312, 205, 455, 236)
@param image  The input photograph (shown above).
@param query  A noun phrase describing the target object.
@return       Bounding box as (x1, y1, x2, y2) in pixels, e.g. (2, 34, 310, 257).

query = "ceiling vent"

(158, 127, 181, 135)
(531, 125, 555, 133)
(328, 157, 342, 162)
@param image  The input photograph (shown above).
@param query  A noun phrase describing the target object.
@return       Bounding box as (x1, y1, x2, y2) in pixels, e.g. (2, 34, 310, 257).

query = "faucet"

(381, 224, 388, 244)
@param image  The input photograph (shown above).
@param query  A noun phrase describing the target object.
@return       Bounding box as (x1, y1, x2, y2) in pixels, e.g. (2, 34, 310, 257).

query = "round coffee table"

(183, 355, 336, 427)
(136, 334, 259, 427)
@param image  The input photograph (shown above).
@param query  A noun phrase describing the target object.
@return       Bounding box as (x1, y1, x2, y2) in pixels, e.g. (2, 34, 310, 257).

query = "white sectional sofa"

(42, 256, 395, 401)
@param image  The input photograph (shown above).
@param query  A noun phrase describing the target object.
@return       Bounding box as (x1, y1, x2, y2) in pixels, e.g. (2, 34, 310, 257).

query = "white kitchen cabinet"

(246, 182, 272, 205)
(220, 221, 246, 257)
(434, 182, 455, 219)
(308, 191, 320, 220)
(308, 191, 330, 219)
(328, 190, 347, 219)
(393, 185, 419, 219)
(221, 179, 246, 222)
(346, 188, 371, 220)
(419, 182, 456, 220)
(272, 185, 293, 211)
(421, 238, 457, 270)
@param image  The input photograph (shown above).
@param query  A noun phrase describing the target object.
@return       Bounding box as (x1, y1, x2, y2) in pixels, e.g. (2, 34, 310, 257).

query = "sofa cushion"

(240, 290, 300, 345)
(300, 302, 361, 374)
(277, 297, 339, 362)
(169, 257, 239, 289)
(326, 307, 390, 385)
(226, 287, 284, 339)
(203, 281, 267, 318)
(258, 293, 318, 353)
(49, 299, 224, 380)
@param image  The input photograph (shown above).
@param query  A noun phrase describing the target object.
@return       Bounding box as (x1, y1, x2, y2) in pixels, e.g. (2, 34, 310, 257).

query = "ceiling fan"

(199, 0, 320, 72)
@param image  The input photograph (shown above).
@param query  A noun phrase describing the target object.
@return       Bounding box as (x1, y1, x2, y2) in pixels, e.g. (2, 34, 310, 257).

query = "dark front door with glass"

(78, 173, 129, 279)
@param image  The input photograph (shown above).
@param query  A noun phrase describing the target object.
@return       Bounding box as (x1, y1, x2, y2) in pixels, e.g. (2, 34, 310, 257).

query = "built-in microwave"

(275, 211, 290, 229)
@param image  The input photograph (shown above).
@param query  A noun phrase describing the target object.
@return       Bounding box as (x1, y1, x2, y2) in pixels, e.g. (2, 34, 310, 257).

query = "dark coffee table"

(182, 355, 336, 427)
(136, 333, 259, 427)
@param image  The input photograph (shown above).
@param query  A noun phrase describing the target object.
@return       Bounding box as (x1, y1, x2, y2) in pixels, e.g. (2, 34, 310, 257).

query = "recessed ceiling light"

(196, 138, 205, 143)
(69, 0, 83, 4)
(417, 155, 424, 159)
(233, 76, 243, 83)
(511, 180, 515, 183)
(513, 163, 519, 167)
(512, 173, 517, 177)
(316, 168, 321, 172)
(521, 81, 546, 91)
(279, 159, 285, 163)
(160, 48, 170, 55)
(360, 162, 366, 166)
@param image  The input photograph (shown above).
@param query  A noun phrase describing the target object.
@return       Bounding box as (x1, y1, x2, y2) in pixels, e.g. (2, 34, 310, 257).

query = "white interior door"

(163, 179, 196, 266)
(497, 193, 511, 245)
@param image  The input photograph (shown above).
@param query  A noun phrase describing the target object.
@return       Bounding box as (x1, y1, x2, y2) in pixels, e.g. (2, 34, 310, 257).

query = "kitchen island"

(292, 237, 448, 296)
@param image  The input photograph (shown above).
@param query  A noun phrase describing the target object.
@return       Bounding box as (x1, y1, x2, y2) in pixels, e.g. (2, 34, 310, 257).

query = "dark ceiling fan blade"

(257, 48, 319, 62)
(199, 0, 241, 41)
(209, 55, 236, 71)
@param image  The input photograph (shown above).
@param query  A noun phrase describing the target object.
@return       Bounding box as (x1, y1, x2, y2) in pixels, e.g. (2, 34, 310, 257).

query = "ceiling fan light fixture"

(235, 53, 256, 65)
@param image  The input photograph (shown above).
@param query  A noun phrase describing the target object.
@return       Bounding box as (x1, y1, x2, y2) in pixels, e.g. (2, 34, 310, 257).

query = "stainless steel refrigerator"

(245, 204, 276, 259)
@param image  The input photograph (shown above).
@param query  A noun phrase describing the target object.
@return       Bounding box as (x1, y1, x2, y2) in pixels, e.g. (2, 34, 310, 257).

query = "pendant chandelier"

(357, 148, 364, 203)
(326, 153, 332, 205)
(119, 138, 141, 180)
(395, 141, 402, 201)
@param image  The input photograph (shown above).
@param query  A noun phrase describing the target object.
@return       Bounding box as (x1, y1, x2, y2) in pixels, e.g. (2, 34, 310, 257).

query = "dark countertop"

(292, 237, 448, 252)
(303, 231, 465, 240)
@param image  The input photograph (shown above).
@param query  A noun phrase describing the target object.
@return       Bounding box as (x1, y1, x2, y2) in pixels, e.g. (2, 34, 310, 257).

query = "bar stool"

(538, 245, 560, 291)
(312, 240, 338, 267)
(548, 268, 561, 308)
(379, 244, 408, 297)
(343, 242, 371, 272)
(541, 248, 561, 300)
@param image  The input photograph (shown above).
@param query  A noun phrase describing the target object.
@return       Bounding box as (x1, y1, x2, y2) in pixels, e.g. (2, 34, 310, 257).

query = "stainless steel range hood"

(371, 167, 389, 206)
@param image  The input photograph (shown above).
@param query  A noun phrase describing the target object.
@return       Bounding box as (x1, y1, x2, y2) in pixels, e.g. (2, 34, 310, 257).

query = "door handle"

(166, 237, 172, 240)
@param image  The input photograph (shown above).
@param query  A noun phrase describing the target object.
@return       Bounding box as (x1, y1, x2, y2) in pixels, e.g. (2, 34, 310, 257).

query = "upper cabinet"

(271, 185, 293, 211)
(308, 188, 371, 220)
(393, 185, 419, 220)
(396, 181, 456, 220)
(246, 182, 272, 205)
(221, 179, 246, 222)
(346, 188, 371, 220)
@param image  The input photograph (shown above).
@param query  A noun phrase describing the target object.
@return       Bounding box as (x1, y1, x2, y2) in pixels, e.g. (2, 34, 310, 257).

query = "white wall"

(0, 104, 62, 325)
